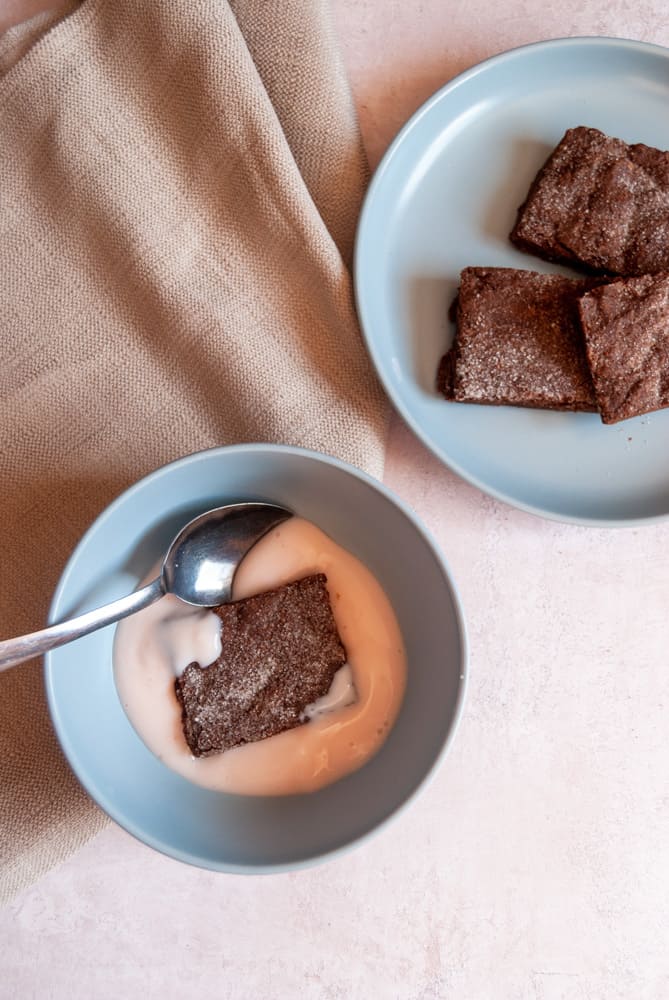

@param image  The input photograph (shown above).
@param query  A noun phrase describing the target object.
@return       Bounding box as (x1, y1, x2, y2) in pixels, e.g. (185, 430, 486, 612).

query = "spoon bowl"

(0, 501, 292, 671)
(163, 503, 292, 607)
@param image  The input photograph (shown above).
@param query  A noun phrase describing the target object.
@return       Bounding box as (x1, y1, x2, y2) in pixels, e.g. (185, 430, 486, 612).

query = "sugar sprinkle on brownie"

(437, 267, 598, 411)
(511, 126, 669, 277)
(174, 573, 347, 757)
(578, 272, 669, 424)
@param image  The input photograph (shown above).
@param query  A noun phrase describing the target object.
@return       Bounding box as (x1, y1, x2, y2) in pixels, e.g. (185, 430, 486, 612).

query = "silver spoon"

(0, 502, 292, 672)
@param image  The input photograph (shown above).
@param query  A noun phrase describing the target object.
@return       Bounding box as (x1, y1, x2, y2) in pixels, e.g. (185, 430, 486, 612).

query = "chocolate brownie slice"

(175, 574, 347, 757)
(511, 127, 669, 276)
(577, 272, 669, 424)
(437, 267, 597, 410)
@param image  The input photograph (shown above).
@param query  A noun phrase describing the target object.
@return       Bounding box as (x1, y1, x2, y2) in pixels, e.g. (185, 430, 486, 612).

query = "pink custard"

(113, 517, 407, 795)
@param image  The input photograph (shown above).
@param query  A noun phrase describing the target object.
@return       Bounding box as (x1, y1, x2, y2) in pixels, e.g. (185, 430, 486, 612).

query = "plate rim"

(354, 35, 669, 528)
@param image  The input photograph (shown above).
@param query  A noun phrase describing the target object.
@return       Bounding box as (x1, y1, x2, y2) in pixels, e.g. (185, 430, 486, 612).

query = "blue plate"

(355, 37, 669, 526)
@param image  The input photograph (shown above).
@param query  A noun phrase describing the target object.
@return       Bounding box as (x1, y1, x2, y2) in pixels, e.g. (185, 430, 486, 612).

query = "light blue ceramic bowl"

(45, 444, 467, 872)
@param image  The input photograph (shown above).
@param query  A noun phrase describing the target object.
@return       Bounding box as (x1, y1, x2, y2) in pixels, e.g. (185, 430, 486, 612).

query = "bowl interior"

(46, 445, 466, 871)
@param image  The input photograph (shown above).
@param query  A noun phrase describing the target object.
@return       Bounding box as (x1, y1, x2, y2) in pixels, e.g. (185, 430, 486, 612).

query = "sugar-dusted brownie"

(174, 574, 347, 757)
(436, 267, 597, 410)
(577, 272, 669, 424)
(511, 126, 669, 276)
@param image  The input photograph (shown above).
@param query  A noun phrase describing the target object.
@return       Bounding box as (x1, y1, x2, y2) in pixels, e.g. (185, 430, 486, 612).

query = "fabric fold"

(0, 0, 386, 903)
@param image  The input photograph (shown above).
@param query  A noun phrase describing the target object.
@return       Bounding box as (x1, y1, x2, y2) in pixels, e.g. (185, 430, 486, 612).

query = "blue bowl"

(46, 444, 467, 872)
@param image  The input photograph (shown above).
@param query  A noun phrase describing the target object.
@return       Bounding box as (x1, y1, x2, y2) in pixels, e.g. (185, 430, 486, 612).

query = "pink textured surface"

(4, 3, 669, 998)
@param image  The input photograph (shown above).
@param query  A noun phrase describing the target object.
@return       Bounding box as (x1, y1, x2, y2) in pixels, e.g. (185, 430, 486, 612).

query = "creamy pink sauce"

(113, 517, 406, 795)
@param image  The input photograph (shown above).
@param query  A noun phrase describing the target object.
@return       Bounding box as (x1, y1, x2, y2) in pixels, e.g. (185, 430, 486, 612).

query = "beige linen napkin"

(0, 0, 387, 904)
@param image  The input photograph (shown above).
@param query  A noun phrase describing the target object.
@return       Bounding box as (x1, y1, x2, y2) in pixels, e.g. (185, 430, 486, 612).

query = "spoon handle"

(0, 577, 164, 672)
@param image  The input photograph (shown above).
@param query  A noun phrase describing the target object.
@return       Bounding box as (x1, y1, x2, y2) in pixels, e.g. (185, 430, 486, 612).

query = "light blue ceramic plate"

(45, 445, 467, 873)
(355, 37, 669, 526)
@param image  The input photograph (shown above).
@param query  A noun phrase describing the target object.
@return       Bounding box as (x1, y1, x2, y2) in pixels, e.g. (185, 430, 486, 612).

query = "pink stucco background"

(3, 2, 669, 997)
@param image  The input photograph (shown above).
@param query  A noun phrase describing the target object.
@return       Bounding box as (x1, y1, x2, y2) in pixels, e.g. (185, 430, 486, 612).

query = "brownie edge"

(437, 348, 456, 399)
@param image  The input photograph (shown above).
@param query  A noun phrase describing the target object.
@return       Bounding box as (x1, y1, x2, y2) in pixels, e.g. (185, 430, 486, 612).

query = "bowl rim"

(45, 442, 469, 874)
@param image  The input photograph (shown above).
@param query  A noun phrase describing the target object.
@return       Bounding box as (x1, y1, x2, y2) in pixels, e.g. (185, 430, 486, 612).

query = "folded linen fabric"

(0, 0, 386, 903)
